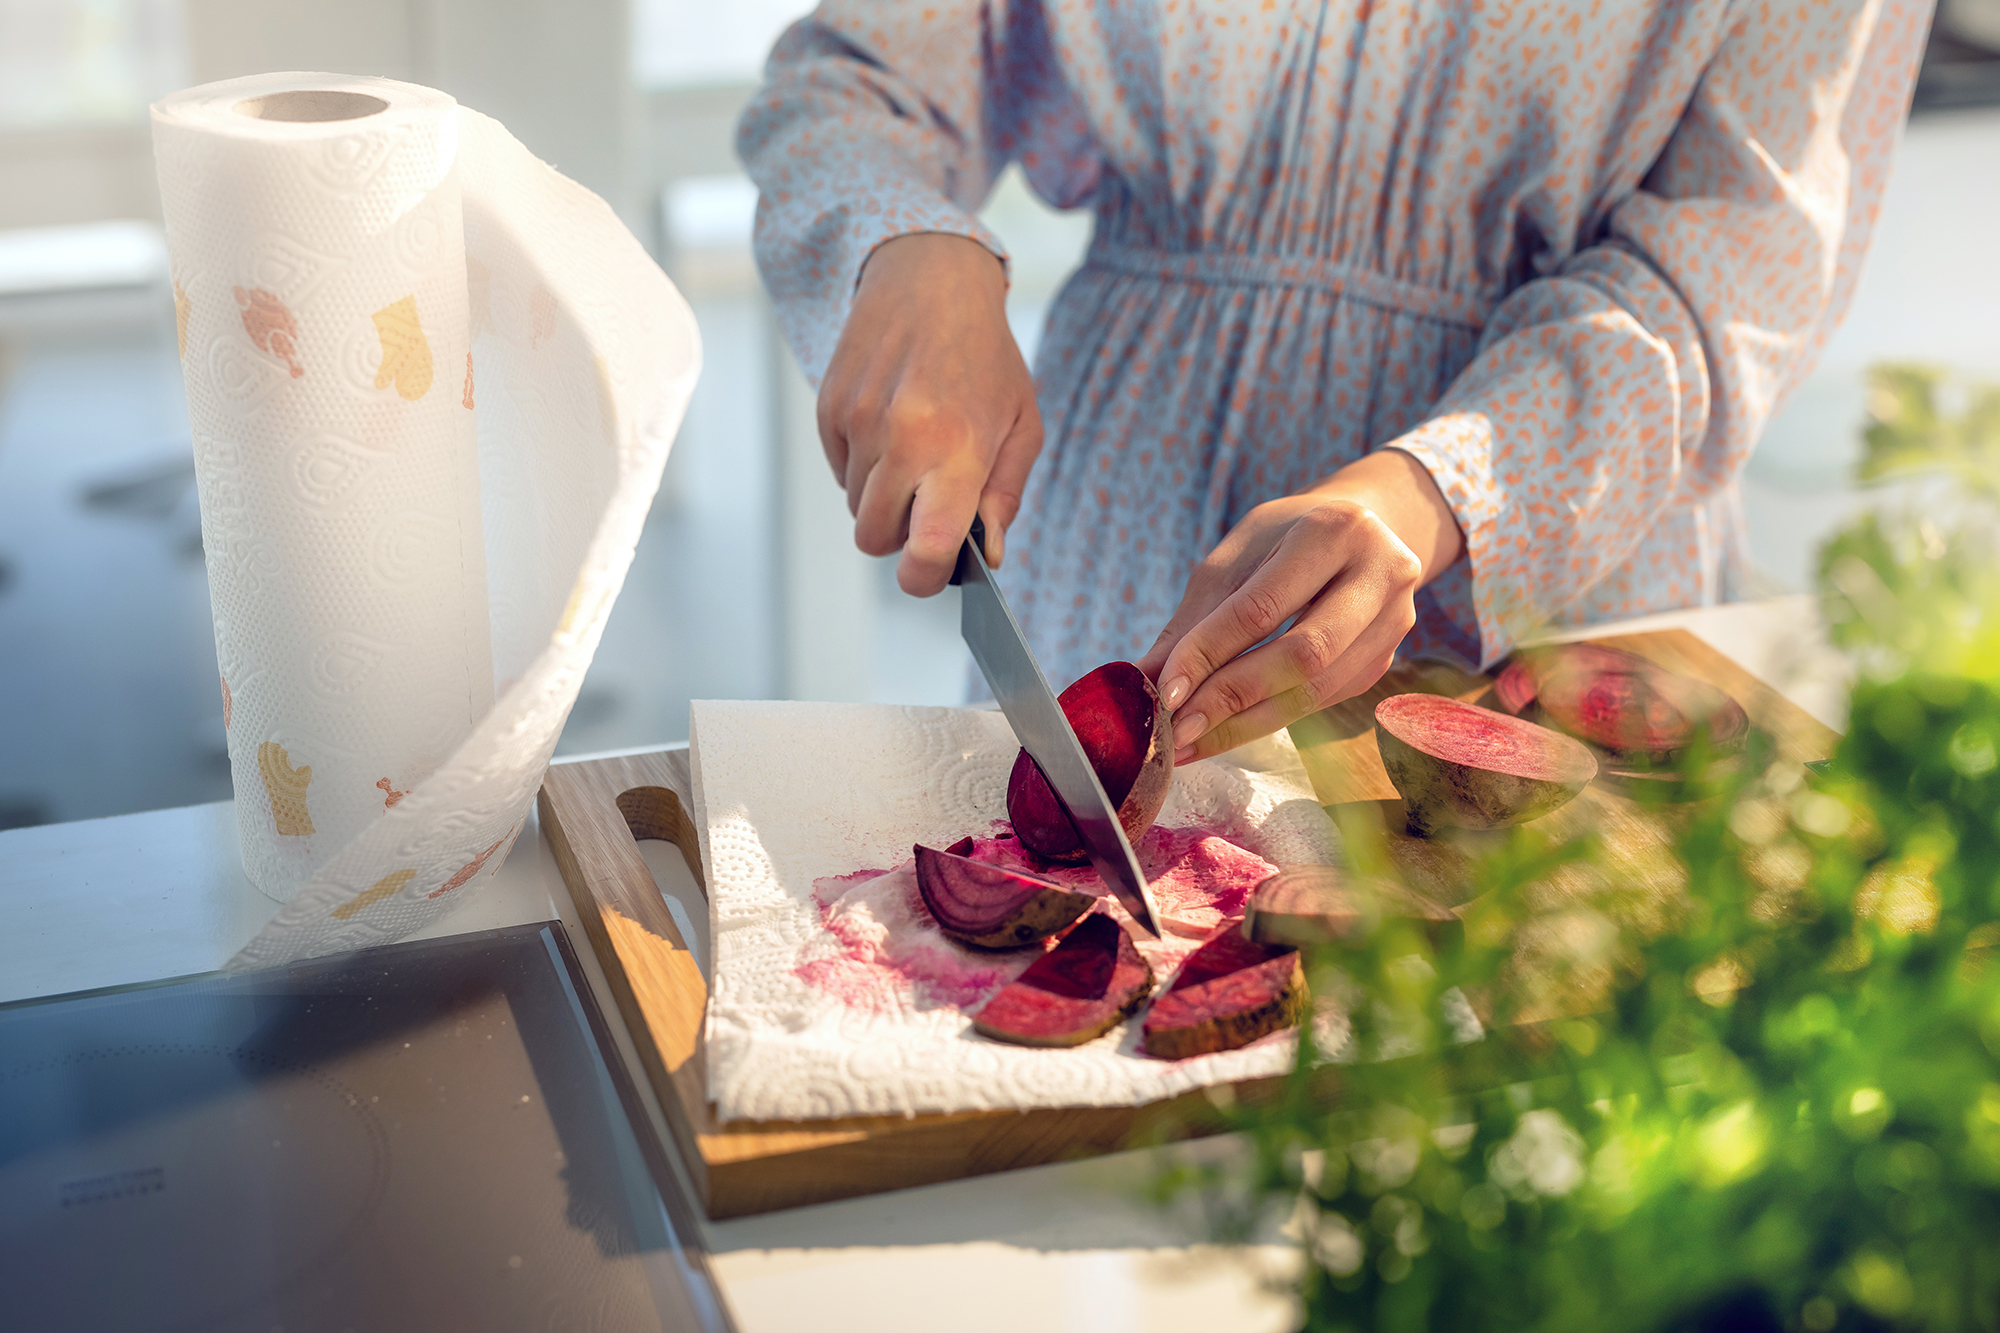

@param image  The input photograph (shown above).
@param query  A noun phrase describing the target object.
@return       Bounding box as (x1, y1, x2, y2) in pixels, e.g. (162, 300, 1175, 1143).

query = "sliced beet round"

(971, 914, 1155, 1047)
(1375, 693, 1597, 836)
(1242, 864, 1461, 951)
(1006, 661, 1173, 864)
(1142, 930, 1306, 1060)
(914, 838, 1095, 950)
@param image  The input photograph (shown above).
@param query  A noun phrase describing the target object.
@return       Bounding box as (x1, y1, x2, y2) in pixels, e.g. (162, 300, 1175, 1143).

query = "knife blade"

(951, 517, 1164, 937)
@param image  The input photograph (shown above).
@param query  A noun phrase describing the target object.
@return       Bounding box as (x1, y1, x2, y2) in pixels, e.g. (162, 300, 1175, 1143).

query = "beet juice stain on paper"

(798, 822, 1279, 1020)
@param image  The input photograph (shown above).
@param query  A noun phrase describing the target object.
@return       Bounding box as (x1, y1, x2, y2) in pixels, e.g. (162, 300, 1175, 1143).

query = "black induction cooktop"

(0, 921, 734, 1333)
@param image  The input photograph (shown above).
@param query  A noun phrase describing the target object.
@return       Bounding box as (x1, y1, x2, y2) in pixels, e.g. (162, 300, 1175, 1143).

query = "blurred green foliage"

(1172, 365, 2000, 1332)
(1821, 365, 2000, 678)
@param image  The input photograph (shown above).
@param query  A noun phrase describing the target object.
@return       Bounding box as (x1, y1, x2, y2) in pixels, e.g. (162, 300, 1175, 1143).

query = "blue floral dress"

(738, 0, 1928, 689)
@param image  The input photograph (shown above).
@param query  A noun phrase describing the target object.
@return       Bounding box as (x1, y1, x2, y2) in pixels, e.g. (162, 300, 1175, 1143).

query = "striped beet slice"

(972, 914, 1155, 1047)
(1142, 929, 1306, 1060)
(914, 837, 1095, 951)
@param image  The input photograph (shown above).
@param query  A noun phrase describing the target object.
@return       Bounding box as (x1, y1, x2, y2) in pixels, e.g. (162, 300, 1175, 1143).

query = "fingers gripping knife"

(951, 517, 1164, 937)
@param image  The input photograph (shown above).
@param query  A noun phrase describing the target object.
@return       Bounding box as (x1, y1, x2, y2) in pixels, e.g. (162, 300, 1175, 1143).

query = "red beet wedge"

(914, 837, 1096, 951)
(1143, 930, 1307, 1059)
(1006, 661, 1173, 864)
(1242, 865, 1462, 951)
(972, 914, 1156, 1048)
(1375, 694, 1597, 836)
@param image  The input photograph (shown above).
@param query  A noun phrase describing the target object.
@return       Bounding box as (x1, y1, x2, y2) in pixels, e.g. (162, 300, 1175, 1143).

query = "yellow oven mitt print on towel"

(257, 741, 315, 837)
(372, 295, 433, 401)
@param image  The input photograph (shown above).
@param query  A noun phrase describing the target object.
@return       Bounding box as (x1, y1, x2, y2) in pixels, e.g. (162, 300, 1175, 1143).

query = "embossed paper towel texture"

(691, 700, 1343, 1121)
(153, 74, 698, 965)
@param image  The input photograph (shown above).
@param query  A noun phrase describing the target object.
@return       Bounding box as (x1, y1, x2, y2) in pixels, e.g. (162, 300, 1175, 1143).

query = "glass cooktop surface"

(0, 921, 731, 1333)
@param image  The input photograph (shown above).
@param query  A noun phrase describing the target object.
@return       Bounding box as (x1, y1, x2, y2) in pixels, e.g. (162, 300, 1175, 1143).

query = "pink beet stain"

(956, 824, 1272, 940)
(796, 821, 1278, 1014)
(798, 861, 1018, 1012)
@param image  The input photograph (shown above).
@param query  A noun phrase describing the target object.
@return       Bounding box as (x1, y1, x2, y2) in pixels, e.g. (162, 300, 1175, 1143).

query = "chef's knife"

(951, 517, 1164, 937)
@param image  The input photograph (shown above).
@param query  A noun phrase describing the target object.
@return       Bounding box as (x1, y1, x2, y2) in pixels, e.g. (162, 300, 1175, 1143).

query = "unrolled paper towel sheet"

(691, 700, 1346, 1121)
(152, 74, 698, 967)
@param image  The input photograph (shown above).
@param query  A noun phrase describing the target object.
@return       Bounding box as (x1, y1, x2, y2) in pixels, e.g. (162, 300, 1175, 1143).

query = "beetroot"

(1143, 930, 1307, 1060)
(1492, 643, 1655, 716)
(972, 914, 1155, 1047)
(1535, 665, 1748, 762)
(914, 837, 1095, 950)
(1492, 658, 1539, 715)
(1375, 694, 1597, 836)
(1492, 643, 1749, 763)
(1007, 661, 1173, 864)
(1242, 865, 1460, 950)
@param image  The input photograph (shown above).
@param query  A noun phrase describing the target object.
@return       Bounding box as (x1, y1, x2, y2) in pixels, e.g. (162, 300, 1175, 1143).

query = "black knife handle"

(949, 514, 988, 587)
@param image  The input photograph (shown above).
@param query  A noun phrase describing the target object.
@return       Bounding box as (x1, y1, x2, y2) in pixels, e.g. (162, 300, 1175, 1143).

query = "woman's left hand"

(1134, 448, 1464, 764)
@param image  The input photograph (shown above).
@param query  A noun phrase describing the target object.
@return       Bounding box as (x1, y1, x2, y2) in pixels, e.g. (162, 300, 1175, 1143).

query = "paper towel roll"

(152, 74, 698, 963)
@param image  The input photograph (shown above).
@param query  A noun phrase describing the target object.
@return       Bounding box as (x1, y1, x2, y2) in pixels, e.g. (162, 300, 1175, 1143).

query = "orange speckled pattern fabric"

(738, 0, 1929, 684)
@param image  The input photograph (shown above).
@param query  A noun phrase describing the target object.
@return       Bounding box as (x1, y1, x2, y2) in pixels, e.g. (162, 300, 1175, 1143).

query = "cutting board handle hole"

(616, 786, 705, 892)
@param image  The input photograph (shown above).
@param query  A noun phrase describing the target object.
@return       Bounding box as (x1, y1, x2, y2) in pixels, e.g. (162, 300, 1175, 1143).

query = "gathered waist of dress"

(1081, 240, 1495, 331)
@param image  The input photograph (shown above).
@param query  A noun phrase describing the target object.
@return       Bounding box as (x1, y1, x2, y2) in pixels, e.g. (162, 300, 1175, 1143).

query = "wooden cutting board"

(538, 748, 1249, 1219)
(539, 628, 1837, 1218)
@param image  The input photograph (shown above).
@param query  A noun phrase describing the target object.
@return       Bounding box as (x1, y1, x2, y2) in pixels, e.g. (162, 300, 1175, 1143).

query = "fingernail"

(1162, 676, 1190, 710)
(1174, 744, 1197, 765)
(1171, 711, 1206, 749)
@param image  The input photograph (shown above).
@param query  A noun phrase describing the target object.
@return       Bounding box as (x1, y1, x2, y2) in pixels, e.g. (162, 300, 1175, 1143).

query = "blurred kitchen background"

(0, 0, 1995, 832)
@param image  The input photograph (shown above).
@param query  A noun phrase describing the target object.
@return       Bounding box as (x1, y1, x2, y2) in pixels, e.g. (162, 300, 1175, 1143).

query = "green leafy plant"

(1820, 364, 2000, 678)
(1167, 364, 2000, 1332)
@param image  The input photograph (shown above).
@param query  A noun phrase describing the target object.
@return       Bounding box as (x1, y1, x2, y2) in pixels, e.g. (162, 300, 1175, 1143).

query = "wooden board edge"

(539, 773, 714, 1207)
(700, 1078, 1289, 1219)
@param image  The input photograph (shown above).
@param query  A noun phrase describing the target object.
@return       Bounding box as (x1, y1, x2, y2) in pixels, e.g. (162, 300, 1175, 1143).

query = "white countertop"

(0, 595, 1846, 1333)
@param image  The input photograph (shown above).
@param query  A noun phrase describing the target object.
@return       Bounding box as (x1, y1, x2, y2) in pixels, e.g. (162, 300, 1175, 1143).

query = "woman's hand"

(1135, 448, 1464, 763)
(818, 232, 1043, 595)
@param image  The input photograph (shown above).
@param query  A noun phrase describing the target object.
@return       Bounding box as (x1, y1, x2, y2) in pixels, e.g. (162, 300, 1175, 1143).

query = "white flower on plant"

(1489, 1108, 1587, 1200)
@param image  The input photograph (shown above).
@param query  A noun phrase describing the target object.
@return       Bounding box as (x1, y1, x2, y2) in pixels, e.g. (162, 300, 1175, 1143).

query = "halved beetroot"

(1143, 929, 1307, 1059)
(1492, 643, 1655, 716)
(1375, 694, 1597, 836)
(914, 837, 1096, 950)
(1491, 643, 1749, 763)
(1006, 661, 1172, 864)
(1491, 658, 1539, 715)
(1535, 664, 1749, 762)
(972, 914, 1155, 1047)
(1242, 865, 1461, 950)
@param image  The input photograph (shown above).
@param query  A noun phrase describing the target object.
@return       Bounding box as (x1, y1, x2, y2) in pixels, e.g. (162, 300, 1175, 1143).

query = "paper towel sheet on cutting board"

(691, 700, 1346, 1121)
(151, 73, 699, 968)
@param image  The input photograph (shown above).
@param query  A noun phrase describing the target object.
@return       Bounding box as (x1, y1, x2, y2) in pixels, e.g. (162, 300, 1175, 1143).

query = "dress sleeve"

(735, 0, 1099, 383)
(1385, 0, 1931, 666)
